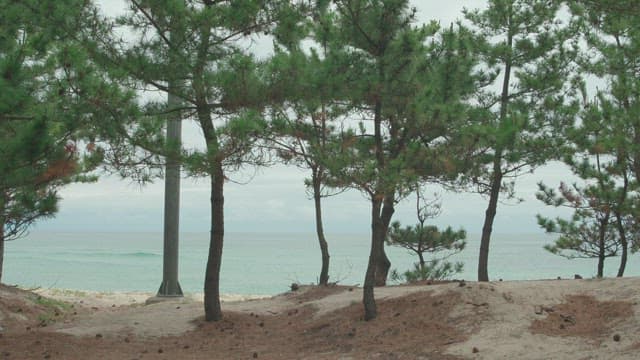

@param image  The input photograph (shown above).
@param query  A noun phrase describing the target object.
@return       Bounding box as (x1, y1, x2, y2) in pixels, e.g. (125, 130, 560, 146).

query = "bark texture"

(615, 171, 629, 278)
(478, 166, 502, 282)
(204, 162, 225, 321)
(616, 215, 627, 278)
(478, 19, 513, 282)
(596, 212, 610, 278)
(313, 174, 330, 286)
(374, 195, 395, 286)
(363, 198, 383, 321)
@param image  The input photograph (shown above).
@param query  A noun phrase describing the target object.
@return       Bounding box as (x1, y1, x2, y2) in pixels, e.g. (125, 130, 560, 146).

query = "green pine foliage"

(318, 0, 481, 320)
(0, 0, 135, 281)
(0, 0, 110, 240)
(265, 6, 349, 286)
(4, 0, 640, 319)
(463, 0, 580, 281)
(535, 1, 640, 277)
(387, 191, 466, 282)
(102, 0, 308, 321)
(537, 179, 622, 278)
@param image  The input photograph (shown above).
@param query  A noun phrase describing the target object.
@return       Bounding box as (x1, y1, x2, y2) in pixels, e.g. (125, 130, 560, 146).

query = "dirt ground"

(1, 277, 639, 359)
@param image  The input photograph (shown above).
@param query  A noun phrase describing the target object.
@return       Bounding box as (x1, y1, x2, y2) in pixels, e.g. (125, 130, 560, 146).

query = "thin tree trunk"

(616, 213, 627, 278)
(596, 214, 609, 278)
(615, 165, 629, 278)
(374, 195, 395, 286)
(478, 14, 512, 282)
(312, 173, 330, 286)
(597, 242, 604, 278)
(417, 252, 425, 271)
(478, 164, 502, 282)
(375, 246, 390, 286)
(363, 197, 383, 321)
(594, 153, 609, 279)
(204, 162, 225, 321)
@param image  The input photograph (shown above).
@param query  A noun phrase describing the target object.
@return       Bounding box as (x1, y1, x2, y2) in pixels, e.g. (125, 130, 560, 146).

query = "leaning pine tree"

(464, 0, 579, 281)
(266, 6, 347, 286)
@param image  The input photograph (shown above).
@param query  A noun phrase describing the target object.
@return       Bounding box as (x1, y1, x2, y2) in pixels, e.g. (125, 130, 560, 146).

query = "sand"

(1, 277, 639, 359)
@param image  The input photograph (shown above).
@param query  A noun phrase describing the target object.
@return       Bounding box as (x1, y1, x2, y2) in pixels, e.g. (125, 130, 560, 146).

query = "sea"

(4, 232, 640, 296)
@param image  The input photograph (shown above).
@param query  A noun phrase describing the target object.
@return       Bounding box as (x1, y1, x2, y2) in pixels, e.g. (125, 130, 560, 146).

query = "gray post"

(157, 90, 183, 297)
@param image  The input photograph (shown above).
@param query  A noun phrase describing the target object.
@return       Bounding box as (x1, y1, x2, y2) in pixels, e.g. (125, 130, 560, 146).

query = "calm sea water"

(4, 231, 640, 295)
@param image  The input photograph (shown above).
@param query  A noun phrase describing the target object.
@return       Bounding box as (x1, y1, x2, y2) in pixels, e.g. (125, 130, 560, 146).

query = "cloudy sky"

(34, 0, 574, 235)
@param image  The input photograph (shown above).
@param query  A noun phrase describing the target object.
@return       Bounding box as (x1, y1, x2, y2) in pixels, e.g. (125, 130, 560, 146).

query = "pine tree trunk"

(617, 235, 627, 278)
(374, 247, 390, 286)
(478, 165, 502, 282)
(614, 211, 627, 278)
(597, 215, 608, 278)
(204, 162, 225, 321)
(363, 198, 384, 321)
(374, 195, 395, 286)
(312, 174, 330, 286)
(478, 20, 512, 282)
(597, 249, 604, 278)
(615, 173, 629, 278)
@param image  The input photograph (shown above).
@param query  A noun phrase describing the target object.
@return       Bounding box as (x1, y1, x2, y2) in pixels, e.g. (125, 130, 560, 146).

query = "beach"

(1, 277, 639, 359)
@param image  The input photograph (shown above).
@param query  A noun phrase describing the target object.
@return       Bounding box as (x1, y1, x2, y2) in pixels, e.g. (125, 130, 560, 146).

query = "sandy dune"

(1, 277, 639, 359)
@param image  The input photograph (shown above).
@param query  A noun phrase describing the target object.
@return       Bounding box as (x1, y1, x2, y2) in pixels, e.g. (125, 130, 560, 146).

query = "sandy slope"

(1, 277, 639, 359)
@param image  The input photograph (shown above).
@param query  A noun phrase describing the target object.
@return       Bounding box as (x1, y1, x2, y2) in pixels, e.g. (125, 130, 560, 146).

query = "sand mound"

(1, 278, 639, 359)
(0, 285, 75, 334)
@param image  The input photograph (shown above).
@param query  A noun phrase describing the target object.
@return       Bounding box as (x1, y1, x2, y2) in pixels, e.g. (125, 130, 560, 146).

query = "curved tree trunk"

(417, 252, 425, 271)
(478, 165, 502, 282)
(478, 20, 512, 282)
(363, 197, 384, 321)
(615, 170, 629, 278)
(204, 162, 225, 321)
(375, 248, 390, 286)
(312, 173, 330, 286)
(615, 210, 627, 277)
(374, 195, 395, 286)
(616, 227, 628, 278)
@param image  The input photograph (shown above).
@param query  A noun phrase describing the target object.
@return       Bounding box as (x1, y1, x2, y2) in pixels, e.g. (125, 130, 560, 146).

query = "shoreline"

(23, 275, 630, 309)
(30, 287, 270, 309)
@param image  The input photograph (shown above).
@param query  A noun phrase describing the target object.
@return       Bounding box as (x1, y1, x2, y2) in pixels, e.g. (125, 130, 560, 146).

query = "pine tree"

(266, 5, 346, 286)
(100, 0, 306, 321)
(0, 0, 123, 282)
(537, 162, 622, 278)
(325, 0, 479, 320)
(464, 0, 579, 281)
(387, 190, 466, 282)
(535, 1, 640, 277)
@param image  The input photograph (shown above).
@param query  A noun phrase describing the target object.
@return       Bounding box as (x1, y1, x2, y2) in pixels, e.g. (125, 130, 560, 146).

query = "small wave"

(74, 251, 161, 258)
(122, 252, 161, 258)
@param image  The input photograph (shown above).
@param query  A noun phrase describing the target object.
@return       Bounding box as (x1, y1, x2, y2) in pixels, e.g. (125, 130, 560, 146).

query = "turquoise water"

(4, 231, 640, 295)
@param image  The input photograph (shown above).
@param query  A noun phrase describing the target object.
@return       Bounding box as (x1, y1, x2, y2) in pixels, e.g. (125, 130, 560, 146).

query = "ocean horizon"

(4, 231, 639, 296)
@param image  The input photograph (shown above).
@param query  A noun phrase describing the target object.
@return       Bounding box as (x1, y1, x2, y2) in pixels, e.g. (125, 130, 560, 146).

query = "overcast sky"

(33, 0, 575, 235)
